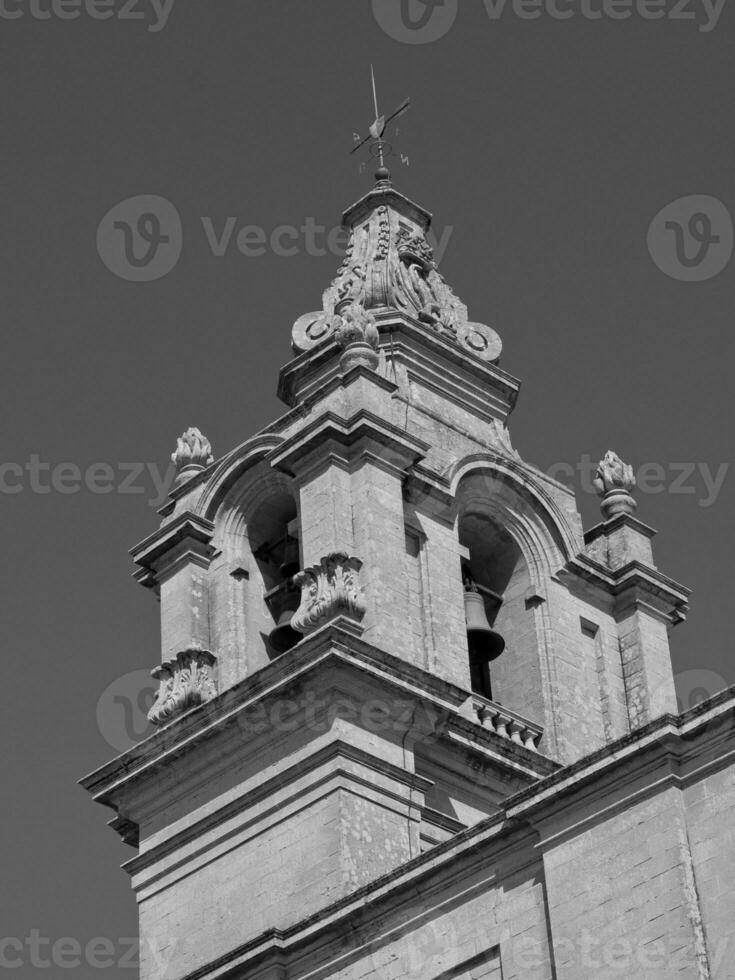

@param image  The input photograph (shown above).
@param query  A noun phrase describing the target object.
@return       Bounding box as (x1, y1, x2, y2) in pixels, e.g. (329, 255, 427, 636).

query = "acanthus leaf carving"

(291, 194, 502, 364)
(291, 553, 366, 635)
(147, 649, 218, 726)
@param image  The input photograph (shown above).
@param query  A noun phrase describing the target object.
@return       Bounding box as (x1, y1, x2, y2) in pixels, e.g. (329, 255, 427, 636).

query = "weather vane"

(351, 65, 410, 179)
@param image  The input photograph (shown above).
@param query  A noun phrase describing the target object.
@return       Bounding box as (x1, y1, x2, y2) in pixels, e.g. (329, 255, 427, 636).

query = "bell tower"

(83, 153, 693, 979)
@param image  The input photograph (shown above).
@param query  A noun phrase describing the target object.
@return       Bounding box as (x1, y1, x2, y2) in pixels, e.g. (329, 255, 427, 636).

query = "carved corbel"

(147, 649, 218, 726)
(291, 553, 366, 635)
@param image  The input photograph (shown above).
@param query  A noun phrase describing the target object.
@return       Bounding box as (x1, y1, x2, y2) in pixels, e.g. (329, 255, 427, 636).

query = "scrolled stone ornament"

(457, 321, 503, 363)
(291, 553, 366, 635)
(291, 311, 341, 354)
(593, 450, 637, 519)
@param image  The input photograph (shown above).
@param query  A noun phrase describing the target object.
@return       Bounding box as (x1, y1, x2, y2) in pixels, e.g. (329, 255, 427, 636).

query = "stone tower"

(83, 169, 735, 980)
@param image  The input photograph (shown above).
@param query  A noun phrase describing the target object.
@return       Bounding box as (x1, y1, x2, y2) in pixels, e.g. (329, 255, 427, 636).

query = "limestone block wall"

(541, 785, 709, 979)
(158, 562, 210, 660)
(297, 462, 353, 562)
(684, 763, 735, 978)
(132, 731, 425, 980)
(617, 606, 678, 727)
(321, 848, 554, 980)
(406, 510, 470, 688)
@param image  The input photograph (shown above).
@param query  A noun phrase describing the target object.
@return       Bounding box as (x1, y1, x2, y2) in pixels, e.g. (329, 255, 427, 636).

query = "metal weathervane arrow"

(351, 65, 411, 174)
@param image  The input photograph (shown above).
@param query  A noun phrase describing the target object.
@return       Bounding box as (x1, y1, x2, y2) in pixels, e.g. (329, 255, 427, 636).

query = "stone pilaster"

(130, 511, 216, 661)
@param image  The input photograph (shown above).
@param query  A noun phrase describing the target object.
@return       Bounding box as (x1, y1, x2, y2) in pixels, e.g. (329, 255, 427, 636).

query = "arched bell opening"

(247, 491, 302, 657)
(459, 512, 521, 702)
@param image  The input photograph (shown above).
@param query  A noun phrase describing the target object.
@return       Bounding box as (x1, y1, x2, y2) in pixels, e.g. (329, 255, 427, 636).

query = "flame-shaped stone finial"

(171, 427, 214, 484)
(593, 450, 637, 519)
(334, 302, 380, 370)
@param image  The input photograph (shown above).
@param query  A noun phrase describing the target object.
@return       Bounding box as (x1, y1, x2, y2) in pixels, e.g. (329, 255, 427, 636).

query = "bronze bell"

(279, 535, 300, 580)
(267, 554, 302, 655)
(268, 608, 302, 655)
(464, 590, 505, 662)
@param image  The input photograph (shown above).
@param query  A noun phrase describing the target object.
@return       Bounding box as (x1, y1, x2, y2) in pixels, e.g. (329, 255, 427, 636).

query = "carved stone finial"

(171, 427, 214, 484)
(593, 450, 637, 519)
(291, 553, 366, 636)
(334, 303, 380, 371)
(147, 649, 217, 726)
(291, 194, 502, 365)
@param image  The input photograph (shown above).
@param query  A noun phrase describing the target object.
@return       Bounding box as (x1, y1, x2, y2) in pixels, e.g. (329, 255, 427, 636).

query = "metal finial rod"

(371, 64, 379, 120)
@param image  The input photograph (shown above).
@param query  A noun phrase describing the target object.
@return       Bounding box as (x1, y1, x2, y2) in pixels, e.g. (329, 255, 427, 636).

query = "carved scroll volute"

(147, 649, 218, 726)
(291, 553, 366, 636)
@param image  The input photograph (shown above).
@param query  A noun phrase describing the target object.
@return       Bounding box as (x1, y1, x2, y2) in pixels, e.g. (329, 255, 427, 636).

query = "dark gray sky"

(2, 1, 733, 975)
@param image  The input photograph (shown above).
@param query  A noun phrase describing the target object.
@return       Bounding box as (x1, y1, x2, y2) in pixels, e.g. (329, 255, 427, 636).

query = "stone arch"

(451, 455, 576, 727)
(449, 454, 580, 579)
(201, 441, 301, 688)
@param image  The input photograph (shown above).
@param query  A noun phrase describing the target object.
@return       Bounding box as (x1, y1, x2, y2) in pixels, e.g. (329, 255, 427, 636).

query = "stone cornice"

(342, 185, 432, 231)
(560, 553, 691, 624)
(129, 512, 216, 591)
(378, 314, 520, 419)
(122, 738, 435, 880)
(80, 623, 551, 819)
(277, 311, 520, 419)
(168, 689, 735, 980)
(269, 408, 430, 478)
(584, 512, 658, 545)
